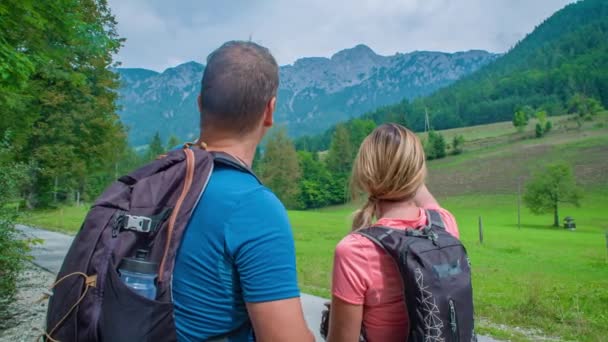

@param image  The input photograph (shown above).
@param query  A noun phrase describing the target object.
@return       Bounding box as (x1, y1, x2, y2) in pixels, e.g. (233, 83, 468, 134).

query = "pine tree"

(425, 131, 446, 160)
(146, 132, 165, 161)
(259, 128, 301, 209)
(349, 119, 376, 149)
(166, 135, 181, 150)
(326, 124, 354, 175)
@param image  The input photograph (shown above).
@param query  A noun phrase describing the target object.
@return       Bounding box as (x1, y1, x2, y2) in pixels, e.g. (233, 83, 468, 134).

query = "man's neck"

(199, 135, 259, 167)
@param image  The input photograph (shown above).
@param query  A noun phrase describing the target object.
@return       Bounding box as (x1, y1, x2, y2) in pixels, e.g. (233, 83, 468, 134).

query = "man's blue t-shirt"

(172, 163, 300, 341)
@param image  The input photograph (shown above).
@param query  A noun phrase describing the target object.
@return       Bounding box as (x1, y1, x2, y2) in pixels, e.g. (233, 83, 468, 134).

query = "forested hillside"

(297, 0, 608, 151)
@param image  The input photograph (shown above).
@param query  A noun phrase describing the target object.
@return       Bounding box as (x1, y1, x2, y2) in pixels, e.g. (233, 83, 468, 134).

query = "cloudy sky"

(108, 0, 575, 71)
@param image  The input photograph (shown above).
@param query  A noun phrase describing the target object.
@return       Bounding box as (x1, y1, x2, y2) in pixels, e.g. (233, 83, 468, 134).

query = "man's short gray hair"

(200, 41, 279, 133)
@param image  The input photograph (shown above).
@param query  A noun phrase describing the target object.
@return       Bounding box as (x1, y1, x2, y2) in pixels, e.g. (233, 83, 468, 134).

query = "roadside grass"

(20, 204, 89, 234)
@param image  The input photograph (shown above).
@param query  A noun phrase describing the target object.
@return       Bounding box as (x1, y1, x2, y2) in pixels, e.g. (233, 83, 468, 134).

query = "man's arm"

(414, 184, 440, 208)
(247, 298, 314, 342)
(327, 296, 363, 342)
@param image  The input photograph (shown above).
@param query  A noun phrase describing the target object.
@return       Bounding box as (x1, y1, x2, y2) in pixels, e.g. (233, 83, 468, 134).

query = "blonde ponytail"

(351, 198, 376, 230)
(349, 123, 427, 231)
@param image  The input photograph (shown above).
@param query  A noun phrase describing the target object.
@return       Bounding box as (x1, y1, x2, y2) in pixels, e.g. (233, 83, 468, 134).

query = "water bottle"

(118, 249, 158, 300)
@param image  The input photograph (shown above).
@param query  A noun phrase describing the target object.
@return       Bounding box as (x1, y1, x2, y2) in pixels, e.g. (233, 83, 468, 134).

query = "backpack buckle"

(124, 215, 153, 233)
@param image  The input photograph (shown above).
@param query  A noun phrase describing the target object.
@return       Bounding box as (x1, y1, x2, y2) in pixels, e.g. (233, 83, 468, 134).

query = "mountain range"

(295, 0, 608, 152)
(116, 46, 498, 146)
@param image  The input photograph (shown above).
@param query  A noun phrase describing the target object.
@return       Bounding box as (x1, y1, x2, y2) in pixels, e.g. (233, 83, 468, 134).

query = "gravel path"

(0, 263, 55, 342)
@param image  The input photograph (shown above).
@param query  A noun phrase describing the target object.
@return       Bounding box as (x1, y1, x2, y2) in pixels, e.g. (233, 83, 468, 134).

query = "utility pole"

(517, 178, 522, 229)
(478, 216, 484, 244)
(424, 108, 430, 132)
(605, 231, 608, 264)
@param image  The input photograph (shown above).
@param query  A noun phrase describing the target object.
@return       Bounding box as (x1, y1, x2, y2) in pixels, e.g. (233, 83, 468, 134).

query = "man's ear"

(197, 94, 203, 114)
(262, 96, 276, 127)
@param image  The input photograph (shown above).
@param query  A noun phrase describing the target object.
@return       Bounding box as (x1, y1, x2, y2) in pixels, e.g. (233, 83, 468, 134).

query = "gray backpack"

(45, 147, 253, 341)
(320, 210, 475, 342)
(358, 210, 476, 342)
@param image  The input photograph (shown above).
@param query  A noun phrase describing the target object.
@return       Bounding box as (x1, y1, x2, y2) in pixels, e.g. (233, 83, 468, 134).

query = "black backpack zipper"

(449, 298, 459, 342)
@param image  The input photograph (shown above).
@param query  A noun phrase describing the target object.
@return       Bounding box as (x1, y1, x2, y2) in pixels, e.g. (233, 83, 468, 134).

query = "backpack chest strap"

(112, 209, 172, 236)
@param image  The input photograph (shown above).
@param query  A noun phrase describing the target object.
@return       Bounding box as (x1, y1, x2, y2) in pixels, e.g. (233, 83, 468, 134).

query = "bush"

(0, 209, 33, 300)
(0, 139, 36, 300)
(535, 123, 544, 138)
(425, 131, 447, 160)
(451, 135, 465, 155)
(545, 120, 553, 133)
(513, 109, 529, 132)
(568, 93, 604, 118)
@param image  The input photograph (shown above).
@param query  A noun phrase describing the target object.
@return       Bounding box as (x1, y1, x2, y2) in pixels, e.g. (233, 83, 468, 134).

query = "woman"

(327, 123, 460, 342)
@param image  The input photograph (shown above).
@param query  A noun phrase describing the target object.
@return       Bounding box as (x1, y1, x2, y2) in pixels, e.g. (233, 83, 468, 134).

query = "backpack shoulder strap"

(356, 226, 395, 249)
(357, 221, 441, 265)
(425, 209, 445, 231)
(356, 226, 407, 265)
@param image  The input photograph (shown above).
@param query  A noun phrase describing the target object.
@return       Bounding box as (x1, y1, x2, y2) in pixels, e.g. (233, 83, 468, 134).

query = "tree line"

(0, 0, 130, 209)
(256, 119, 457, 210)
(0, 0, 131, 300)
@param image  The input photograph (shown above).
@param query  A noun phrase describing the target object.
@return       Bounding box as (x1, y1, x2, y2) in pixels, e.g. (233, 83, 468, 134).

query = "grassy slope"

(418, 115, 575, 144)
(21, 114, 608, 340)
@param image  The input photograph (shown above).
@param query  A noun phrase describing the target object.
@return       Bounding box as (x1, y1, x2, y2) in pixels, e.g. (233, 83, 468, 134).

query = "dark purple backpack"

(45, 146, 250, 342)
(357, 210, 476, 342)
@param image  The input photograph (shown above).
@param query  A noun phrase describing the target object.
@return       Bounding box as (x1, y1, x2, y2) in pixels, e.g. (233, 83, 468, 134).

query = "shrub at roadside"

(0, 138, 37, 302)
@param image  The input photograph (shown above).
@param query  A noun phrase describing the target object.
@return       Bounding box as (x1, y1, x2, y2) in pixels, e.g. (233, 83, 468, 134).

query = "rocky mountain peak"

(116, 45, 498, 145)
(331, 44, 379, 62)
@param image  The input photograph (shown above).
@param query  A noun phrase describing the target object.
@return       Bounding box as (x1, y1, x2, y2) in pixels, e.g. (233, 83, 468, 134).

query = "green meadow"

(291, 116, 608, 341)
(290, 191, 608, 341)
(22, 115, 608, 341)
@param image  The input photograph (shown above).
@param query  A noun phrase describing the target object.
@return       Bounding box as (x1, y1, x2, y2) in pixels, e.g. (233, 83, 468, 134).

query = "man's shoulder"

(230, 186, 288, 232)
(214, 166, 279, 199)
(240, 185, 284, 210)
(203, 165, 285, 220)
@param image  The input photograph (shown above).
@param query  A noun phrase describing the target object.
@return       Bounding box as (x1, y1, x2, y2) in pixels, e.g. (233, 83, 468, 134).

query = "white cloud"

(109, 0, 575, 71)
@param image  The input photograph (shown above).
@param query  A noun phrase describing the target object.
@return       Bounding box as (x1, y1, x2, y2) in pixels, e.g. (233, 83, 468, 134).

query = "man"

(172, 41, 314, 342)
